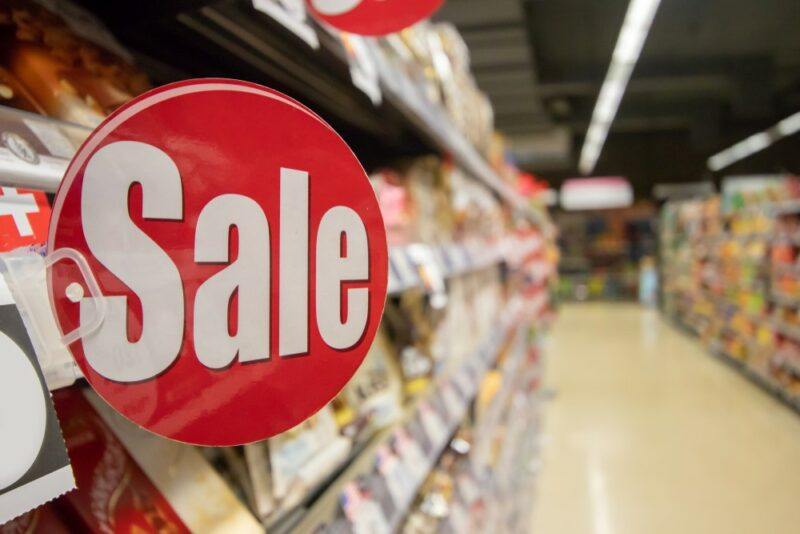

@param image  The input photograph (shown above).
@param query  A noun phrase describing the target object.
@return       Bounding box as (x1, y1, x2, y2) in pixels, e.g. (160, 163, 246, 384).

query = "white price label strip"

(389, 247, 419, 290)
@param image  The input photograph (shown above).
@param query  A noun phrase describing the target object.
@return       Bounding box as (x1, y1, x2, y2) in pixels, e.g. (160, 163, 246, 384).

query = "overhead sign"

(560, 177, 633, 211)
(48, 79, 388, 446)
(306, 0, 443, 36)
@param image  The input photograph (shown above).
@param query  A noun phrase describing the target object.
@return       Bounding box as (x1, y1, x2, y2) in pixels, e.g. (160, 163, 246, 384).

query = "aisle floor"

(531, 304, 800, 534)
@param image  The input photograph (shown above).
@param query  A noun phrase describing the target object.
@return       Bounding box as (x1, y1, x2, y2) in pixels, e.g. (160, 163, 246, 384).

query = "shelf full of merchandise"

(660, 176, 800, 412)
(0, 2, 557, 532)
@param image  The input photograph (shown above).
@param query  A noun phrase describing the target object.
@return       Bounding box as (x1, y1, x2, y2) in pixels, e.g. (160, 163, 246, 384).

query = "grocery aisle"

(532, 303, 800, 534)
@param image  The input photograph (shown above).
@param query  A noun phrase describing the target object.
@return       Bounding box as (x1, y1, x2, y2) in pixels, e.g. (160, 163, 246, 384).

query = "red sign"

(306, 0, 443, 36)
(0, 187, 50, 251)
(48, 79, 388, 446)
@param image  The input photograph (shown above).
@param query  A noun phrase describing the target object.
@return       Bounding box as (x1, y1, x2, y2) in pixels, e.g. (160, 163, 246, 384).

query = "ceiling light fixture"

(578, 0, 662, 175)
(707, 110, 800, 172)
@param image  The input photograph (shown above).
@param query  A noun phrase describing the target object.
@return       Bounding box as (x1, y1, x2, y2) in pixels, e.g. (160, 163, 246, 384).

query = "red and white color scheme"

(0, 187, 50, 251)
(306, 0, 443, 36)
(47, 79, 388, 446)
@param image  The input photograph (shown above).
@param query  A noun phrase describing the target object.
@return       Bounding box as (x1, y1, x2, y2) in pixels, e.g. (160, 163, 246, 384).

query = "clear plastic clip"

(0, 247, 106, 389)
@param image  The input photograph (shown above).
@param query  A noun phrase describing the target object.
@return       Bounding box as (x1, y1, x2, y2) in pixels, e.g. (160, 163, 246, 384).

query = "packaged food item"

(334, 327, 404, 439)
(0, 1, 149, 126)
(0, 65, 44, 112)
(53, 388, 189, 534)
(268, 406, 351, 510)
(370, 170, 413, 247)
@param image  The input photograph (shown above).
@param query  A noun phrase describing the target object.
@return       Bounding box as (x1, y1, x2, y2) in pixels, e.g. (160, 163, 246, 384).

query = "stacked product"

(660, 175, 800, 407)
(377, 22, 494, 155)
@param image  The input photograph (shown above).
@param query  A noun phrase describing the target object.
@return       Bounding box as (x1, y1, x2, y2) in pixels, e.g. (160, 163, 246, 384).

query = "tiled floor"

(531, 303, 800, 534)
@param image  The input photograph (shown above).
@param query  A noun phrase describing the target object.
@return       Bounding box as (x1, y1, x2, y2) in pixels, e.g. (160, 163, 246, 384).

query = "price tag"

(406, 244, 447, 308)
(340, 481, 390, 534)
(391, 428, 428, 482)
(453, 368, 474, 399)
(0, 279, 74, 525)
(389, 246, 419, 290)
(362, 473, 396, 523)
(441, 380, 465, 421)
(406, 415, 434, 456)
(418, 399, 447, 448)
(374, 445, 411, 507)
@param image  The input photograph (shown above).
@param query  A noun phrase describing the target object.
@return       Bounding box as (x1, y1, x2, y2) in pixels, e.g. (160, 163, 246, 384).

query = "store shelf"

(771, 319, 800, 342)
(708, 340, 800, 413)
(37, 236, 542, 392)
(76, 1, 545, 226)
(662, 194, 800, 417)
(771, 290, 800, 308)
(767, 199, 800, 217)
(387, 236, 542, 295)
(0, 105, 90, 192)
(284, 294, 547, 533)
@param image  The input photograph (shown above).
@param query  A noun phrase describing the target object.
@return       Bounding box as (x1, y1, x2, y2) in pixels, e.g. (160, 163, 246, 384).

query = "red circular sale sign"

(306, 0, 443, 36)
(48, 79, 388, 446)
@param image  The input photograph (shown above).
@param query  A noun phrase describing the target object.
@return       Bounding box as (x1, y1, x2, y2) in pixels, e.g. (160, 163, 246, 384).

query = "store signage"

(48, 79, 388, 446)
(306, 0, 443, 36)
(0, 187, 51, 250)
(0, 280, 74, 525)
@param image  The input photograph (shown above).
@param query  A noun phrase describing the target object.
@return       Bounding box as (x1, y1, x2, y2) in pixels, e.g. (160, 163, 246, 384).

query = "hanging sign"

(0, 278, 74, 525)
(47, 79, 388, 446)
(306, 0, 443, 36)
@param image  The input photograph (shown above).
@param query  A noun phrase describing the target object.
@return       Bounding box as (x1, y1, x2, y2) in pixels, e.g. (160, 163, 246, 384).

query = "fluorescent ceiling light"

(578, 0, 661, 175)
(708, 110, 800, 171)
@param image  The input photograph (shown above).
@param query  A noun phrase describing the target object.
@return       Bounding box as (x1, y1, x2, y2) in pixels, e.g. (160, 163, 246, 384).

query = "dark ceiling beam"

(566, 116, 694, 134)
(470, 45, 532, 69)
(460, 27, 528, 47)
(536, 74, 734, 99)
(434, 0, 523, 28)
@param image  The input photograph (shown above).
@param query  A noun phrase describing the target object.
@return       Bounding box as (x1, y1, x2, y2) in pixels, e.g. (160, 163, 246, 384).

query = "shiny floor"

(531, 303, 800, 534)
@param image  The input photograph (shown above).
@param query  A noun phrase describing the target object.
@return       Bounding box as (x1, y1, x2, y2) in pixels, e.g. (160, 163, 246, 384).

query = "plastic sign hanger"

(47, 79, 388, 446)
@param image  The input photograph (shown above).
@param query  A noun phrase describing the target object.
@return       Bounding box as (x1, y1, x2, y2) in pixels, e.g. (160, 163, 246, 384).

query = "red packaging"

(0, 505, 70, 534)
(53, 389, 189, 534)
(0, 188, 50, 251)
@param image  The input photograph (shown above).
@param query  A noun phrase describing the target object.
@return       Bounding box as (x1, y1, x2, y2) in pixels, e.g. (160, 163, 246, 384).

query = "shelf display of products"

(557, 204, 656, 301)
(661, 175, 800, 408)
(0, 1, 556, 531)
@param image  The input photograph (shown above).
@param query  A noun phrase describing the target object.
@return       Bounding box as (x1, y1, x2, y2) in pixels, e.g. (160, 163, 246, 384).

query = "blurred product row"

(557, 205, 657, 302)
(661, 175, 800, 407)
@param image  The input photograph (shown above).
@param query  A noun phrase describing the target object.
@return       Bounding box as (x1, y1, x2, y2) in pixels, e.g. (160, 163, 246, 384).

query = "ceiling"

(435, 0, 800, 195)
